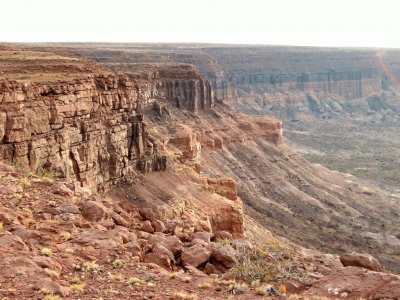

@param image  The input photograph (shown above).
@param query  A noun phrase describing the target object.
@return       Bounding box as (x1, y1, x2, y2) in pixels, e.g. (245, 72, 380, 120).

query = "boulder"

(181, 244, 211, 268)
(151, 219, 166, 233)
(81, 200, 109, 222)
(204, 262, 220, 275)
(125, 241, 141, 256)
(144, 243, 175, 270)
(111, 212, 130, 227)
(340, 253, 382, 272)
(141, 220, 155, 233)
(212, 231, 233, 241)
(210, 244, 236, 269)
(193, 231, 212, 243)
(161, 235, 183, 256)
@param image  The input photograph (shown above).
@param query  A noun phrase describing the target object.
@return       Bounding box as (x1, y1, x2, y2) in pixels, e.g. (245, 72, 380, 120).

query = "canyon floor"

(1, 44, 400, 299)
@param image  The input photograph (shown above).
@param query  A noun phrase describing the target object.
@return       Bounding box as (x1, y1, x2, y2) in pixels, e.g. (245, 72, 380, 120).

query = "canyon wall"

(0, 64, 215, 191)
(0, 75, 163, 191)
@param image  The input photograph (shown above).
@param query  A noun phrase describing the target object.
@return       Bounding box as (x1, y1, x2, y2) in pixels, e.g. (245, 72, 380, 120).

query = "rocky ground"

(2, 163, 400, 300)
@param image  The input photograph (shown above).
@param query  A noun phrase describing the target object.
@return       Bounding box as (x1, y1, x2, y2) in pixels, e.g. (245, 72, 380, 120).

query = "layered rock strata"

(0, 75, 167, 190)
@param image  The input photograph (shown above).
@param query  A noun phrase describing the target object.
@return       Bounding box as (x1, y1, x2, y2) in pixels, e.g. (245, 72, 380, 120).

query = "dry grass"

(173, 291, 197, 300)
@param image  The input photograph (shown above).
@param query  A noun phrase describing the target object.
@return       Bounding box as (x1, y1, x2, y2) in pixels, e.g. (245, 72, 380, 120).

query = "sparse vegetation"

(127, 276, 146, 286)
(228, 280, 248, 295)
(43, 295, 61, 300)
(197, 282, 211, 289)
(18, 177, 31, 189)
(173, 291, 197, 300)
(41, 247, 53, 256)
(60, 231, 71, 241)
(112, 259, 124, 269)
(182, 276, 192, 283)
(231, 240, 301, 283)
(70, 282, 86, 293)
(255, 286, 266, 296)
(75, 261, 99, 274)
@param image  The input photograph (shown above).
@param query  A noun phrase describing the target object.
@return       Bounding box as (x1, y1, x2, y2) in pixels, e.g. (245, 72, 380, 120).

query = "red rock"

(111, 212, 130, 227)
(151, 219, 166, 233)
(35, 278, 71, 297)
(0, 234, 29, 251)
(212, 231, 233, 241)
(340, 253, 383, 271)
(125, 241, 141, 256)
(193, 231, 212, 243)
(305, 266, 400, 299)
(207, 177, 238, 201)
(214, 137, 223, 149)
(81, 200, 109, 222)
(181, 244, 211, 268)
(139, 208, 156, 220)
(144, 243, 175, 270)
(141, 220, 155, 233)
(168, 125, 202, 161)
(137, 230, 152, 240)
(161, 236, 183, 256)
(32, 256, 63, 272)
(210, 244, 236, 269)
(238, 122, 254, 131)
(204, 262, 221, 275)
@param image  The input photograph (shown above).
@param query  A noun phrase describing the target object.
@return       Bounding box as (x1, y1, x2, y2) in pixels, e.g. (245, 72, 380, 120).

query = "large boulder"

(210, 244, 236, 269)
(141, 221, 155, 234)
(340, 253, 383, 272)
(81, 200, 109, 222)
(161, 236, 183, 256)
(181, 244, 211, 268)
(144, 243, 175, 270)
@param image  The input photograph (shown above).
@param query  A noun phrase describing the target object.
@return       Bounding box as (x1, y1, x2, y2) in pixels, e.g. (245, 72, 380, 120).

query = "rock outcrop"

(0, 76, 166, 190)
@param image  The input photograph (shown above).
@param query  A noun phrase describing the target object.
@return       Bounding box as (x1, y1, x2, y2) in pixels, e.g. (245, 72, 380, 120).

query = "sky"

(1, 0, 399, 48)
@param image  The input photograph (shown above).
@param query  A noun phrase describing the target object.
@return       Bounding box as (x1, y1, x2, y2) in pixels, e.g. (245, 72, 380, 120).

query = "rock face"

(0, 75, 166, 190)
(0, 63, 216, 191)
(107, 64, 214, 112)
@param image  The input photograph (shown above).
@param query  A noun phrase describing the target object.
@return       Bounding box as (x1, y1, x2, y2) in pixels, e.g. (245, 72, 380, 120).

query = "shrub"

(41, 247, 53, 256)
(228, 281, 248, 295)
(18, 177, 31, 189)
(75, 261, 99, 274)
(60, 231, 71, 240)
(43, 295, 61, 300)
(232, 241, 302, 283)
(198, 282, 211, 289)
(255, 286, 266, 295)
(173, 291, 197, 299)
(70, 282, 86, 292)
(127, 276, 146, 286)
(112, 259, 124, 269)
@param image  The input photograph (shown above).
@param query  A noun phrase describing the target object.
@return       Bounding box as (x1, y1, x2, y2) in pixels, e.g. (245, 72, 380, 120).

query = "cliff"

(0, 76, 166, 191)
(0, 48, 232, 191)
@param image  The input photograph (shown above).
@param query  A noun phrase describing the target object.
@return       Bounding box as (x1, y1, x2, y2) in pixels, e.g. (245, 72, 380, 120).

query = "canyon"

(1, 44, 400, 299)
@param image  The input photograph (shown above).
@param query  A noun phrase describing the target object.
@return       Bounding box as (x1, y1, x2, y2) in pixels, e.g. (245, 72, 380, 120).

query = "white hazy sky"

(1, 0, 400, 48)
